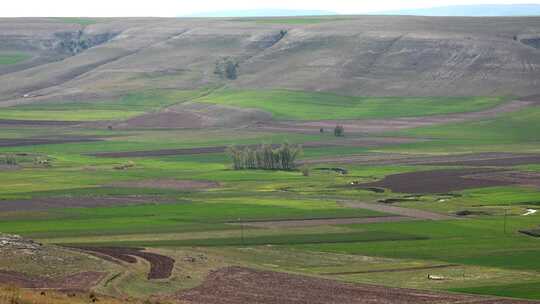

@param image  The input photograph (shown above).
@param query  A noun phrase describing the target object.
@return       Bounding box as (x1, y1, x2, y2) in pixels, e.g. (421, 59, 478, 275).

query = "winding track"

(338, 200, 454, 220)
(233, 200, 454, 228)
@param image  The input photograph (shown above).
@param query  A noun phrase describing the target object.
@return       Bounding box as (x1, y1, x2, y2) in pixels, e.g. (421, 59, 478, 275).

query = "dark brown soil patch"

(89, 139, 418, 158)
(315, 167, 349, 174)
(424, 155, 540, 167)
(520, 228, 540, 238)
(455, 210, 491, 217)
(177, 266, 536, 304)
(0, 270, 105, 290)
(92, 146, 238, 158)
(111, 179, 219, 190)
(0, 137, 101, 147)
(0, 195, 172, 212)
(467, 171, 540, 188)
(73, 247, 174, 280)
(378, 198, 418, 204)
(0, 119, 81, 126)
(301, 152, 540, 167)
(365, 187, 386, 193)
(359, 168, 511, 194)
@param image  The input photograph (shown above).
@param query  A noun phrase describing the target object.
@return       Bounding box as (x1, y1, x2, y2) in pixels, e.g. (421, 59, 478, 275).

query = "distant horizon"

(3, 1, 540, 17)
(183, 3, 540, 17)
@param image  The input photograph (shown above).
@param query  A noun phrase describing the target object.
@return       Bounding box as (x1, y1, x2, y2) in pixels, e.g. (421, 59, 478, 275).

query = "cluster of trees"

(0, 154, 17, 166)
(226, 143, 302, 170)
(215, 57, 239, 80)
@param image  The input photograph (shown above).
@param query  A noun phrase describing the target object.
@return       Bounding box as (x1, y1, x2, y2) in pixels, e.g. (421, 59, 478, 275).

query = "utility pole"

(504, 209, 508, 235)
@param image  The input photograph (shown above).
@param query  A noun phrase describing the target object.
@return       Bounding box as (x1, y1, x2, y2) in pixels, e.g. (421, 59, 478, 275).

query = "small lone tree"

(225, 60, 238, 80)
(334, 125, 344, 137)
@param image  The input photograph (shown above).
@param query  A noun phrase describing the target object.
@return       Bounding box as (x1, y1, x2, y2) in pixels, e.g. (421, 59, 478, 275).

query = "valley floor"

(0, 90, 539, 303)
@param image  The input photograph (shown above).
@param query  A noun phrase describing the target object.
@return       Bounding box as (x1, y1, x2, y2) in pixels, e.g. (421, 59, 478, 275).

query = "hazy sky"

(3, 0, 540, 17)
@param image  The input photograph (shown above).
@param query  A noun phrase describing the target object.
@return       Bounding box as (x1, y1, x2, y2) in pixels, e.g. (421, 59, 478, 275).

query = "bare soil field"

(0, 119, 80, 126)
(425, 155, 540, 167)
(73, 247, 175, 280)
(177, 266, 537, 304)
(92, 146, 229, 158)
(251, 100, 538, 134)
(359, 168, 512, 194)
(0, 137, 101, 147)
(467, 171, 540, 188)
(231, 216, 414, 228)
(119, 111, 208, 129)
(117, 102, 273, 129)
(520, 227, 540, 238)
(110, 179, 219, 191)
(0, 195, 173, 212)
(0, 270, 105, 290)
(301, 152, 540, 167)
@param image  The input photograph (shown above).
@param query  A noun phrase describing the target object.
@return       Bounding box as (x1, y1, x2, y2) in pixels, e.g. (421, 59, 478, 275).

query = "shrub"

(34, 157, 52, 167)
(113, 161, 135, 170)
(334, 125, 344, 137)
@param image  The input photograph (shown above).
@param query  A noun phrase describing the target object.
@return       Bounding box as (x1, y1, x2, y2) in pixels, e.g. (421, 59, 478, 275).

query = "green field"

(450, 282, 540, 300)
(0, 198, 387, 238)
(197, 89, 507, 120)
(399, 106, 540, 144)
(0, 53, 30, 65)
(0, 90, 203, 121)
(0, 88, 539, 301)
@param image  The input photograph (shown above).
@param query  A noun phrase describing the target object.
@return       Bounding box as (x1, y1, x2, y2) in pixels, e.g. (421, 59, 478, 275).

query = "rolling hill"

(186, 9, 337, 17)
(0, 15, 539, 108)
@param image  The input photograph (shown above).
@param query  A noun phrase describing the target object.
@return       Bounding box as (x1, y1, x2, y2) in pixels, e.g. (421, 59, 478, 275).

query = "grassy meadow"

(197, 89, 508, 120)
